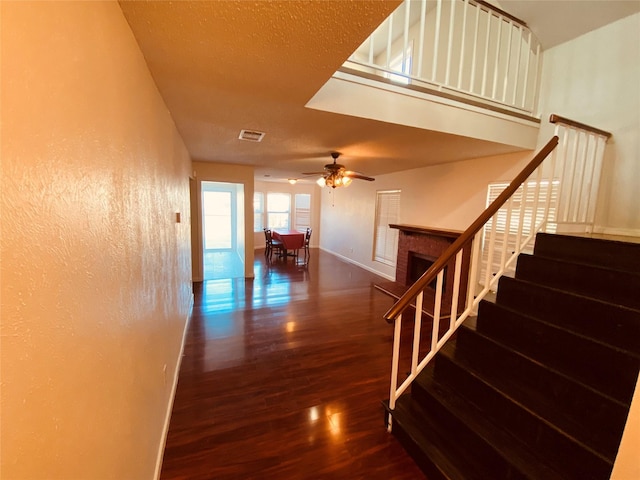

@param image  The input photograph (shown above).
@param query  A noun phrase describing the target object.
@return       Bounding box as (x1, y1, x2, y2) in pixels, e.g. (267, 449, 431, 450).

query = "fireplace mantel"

(389, 224, 463, 240)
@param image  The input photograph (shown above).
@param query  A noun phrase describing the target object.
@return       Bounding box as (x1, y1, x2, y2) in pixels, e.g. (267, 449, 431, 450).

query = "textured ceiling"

(119, 0, 639, 183)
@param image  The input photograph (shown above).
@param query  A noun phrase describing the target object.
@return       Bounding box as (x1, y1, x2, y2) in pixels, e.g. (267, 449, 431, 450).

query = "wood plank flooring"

(160, 249, 426, 479)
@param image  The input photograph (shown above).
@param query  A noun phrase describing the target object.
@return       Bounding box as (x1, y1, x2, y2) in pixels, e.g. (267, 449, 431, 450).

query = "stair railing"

(346, 0, 541, 115)
(550, 114, 612, 234)
(384, 135, 559, 426)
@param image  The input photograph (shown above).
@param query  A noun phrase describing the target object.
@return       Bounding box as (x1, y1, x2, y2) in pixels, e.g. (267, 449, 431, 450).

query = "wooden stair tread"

(386, 233, 638, 479)
(439, 333, 620, 464)
(477, 300, 640, 403)
(415, 366, 568, 480)
(384, 396, 488, 480)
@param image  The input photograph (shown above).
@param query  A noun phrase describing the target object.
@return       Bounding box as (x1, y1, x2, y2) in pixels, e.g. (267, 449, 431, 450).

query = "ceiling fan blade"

(345, 171, 375, 181)
(302, 171, 326, 176)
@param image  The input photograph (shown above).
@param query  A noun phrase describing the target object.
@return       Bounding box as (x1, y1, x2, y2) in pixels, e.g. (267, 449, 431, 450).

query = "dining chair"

(304, 227, 312, 260)
(263, 228, 283, 261)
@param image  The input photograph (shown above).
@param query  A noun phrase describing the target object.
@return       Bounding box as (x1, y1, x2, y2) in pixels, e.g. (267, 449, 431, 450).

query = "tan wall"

(319, 150, 531, 279)
(1, 2, 193, 479)
(537, 13, 640, 236)
(191, 161, 255, 280)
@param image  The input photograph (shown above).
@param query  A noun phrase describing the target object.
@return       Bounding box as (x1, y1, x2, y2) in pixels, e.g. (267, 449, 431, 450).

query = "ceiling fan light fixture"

(288, 178, 297, 185)
(307, 152, 373, 188)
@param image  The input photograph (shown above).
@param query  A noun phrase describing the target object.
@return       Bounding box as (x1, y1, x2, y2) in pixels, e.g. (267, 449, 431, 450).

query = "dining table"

(272, 229, 305, 260)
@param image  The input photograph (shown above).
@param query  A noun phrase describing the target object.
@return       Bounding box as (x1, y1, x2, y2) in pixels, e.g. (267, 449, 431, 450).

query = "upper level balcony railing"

(344, 0, 542, 117)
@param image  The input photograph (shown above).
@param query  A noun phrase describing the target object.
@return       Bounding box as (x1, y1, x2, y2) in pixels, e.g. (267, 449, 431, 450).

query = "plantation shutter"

(480, 181, 558, 286)
(374, 190, 401, 266)
(294, 194, 311, 231)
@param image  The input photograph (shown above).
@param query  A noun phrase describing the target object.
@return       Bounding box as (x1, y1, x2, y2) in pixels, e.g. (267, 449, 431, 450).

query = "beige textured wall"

(1, 2, 193, 479)
(537, 13, 640, 236)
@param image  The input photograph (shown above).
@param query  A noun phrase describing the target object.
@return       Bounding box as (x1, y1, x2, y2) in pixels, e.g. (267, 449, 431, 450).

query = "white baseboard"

(319, 247, 395, 281)
(154, 294, 194, 480)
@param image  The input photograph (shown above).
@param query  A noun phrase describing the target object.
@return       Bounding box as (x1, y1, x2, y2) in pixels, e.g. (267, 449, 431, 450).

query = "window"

(373, 190, 401, 266)
(480, 180, 559, 283)
(294, 194, 311, 231)
(254, 192, 264, 232)
(267, 193, 290, 229)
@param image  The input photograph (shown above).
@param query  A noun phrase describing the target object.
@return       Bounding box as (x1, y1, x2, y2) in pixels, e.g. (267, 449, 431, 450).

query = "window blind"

(373, 190, 401, 266)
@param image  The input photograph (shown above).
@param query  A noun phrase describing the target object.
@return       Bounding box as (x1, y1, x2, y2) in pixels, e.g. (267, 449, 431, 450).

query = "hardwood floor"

(160, 249, 426, 479)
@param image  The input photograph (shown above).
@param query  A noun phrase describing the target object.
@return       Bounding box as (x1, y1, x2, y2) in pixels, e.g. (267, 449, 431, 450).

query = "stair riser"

(496, 277, 640, 354)
(390, 422, 448, 480)
(431, 352, 613, 479)
(408, 377, 525, 479)
(477, 300, 640, 404)
(454, 328, 629, 443)
(385, 397, 491, 480)
(534, 233, 640, 274)
(515, 254, 640, 310)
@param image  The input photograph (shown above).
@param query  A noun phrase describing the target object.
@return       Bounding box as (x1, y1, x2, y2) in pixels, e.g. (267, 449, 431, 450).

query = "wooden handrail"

(550, 114, 612, 139)
(473, 0, 528, 27)
(383, 135, 559, 322)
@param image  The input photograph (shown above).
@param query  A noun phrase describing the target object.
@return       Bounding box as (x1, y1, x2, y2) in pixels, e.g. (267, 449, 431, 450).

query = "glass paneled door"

(202, 181, 245, 280)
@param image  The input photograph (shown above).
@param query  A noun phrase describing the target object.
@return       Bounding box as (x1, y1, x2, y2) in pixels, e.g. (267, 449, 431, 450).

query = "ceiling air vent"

(238, 129, 265, 142)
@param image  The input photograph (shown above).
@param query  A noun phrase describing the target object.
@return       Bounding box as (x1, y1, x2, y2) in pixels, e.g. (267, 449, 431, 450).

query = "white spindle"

(543, 142, 559, 232)
(514, 179, 530, 252)
(499, 196, 514, 272)
(445, 0, 456, 86)
(432, 271, 444, 351)
(530, 165, 544, 232)
(450, 250, 463, 330)
(388, 313, 403, 413)
(480, 8, 492, 97)
(573, 131, 589, 223)
(412, 292, 423, 375)
(469, 1, 480, 93)
(457, 0, 469, 90)
(385, 11, 394, 68)
(529, 42, 541, 112)
(432, 0, 443, 82)
(520, 30, 532, 109)
(402, 1, 411, 76)
(491, 15, 503, 100)
(484, 208, 499, 288)
(417, 0, 427, 78)
(586, 136, 606, 228)
(555, 126, 570, 223)
(511, 24, 523, 105)
(467, 233, 482, 310)
(502, 21, 514, 103)
(579, 133, 596, 224)
(566, 128, 580, 223)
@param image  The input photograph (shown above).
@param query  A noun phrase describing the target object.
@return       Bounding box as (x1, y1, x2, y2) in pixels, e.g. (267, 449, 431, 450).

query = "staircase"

(384, 232, 640, 479)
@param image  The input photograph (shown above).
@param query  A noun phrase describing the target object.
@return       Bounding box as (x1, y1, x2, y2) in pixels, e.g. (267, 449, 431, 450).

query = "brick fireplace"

(376, 224, 472, 316)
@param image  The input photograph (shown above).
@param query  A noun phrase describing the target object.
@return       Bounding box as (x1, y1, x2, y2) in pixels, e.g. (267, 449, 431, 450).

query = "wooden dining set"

(263, 227, 311, 263)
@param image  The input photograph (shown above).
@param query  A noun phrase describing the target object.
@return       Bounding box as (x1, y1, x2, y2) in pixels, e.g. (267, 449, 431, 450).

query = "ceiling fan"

(303, 152, 375, 188)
